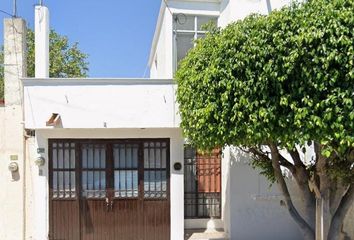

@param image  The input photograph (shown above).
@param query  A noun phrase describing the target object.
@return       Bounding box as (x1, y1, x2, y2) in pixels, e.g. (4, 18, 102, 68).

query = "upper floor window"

(173, 14, 218, 71)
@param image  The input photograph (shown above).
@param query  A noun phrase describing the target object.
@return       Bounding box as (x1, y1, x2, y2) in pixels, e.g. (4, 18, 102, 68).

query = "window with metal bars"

(184, 145, 221, 219)
(51, 141, 77, 199)
(144, 141, 168, 199)
(50, 139, 169, 201)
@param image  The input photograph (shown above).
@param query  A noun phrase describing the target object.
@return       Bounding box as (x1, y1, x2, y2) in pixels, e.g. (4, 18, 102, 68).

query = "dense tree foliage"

(176, 0, 353, 239)
(0, 28, 88, 99)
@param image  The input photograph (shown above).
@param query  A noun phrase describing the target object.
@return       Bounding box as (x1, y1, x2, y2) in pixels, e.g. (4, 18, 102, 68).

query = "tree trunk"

(292, 166, 316, 229)
(327, 185, 354, 240)
(269, 143, 315, 240)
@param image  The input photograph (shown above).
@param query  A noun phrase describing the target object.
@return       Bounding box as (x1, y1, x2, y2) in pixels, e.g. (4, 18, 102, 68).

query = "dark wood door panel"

(49, 139, 171, 240)
(50, 200, 80, 240)
(112, 200, 142, 240)
(81, 200, 112, 240)
(143, 201, 170, 240)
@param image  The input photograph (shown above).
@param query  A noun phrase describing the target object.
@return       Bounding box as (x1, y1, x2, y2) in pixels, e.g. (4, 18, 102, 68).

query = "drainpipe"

(35, 5, 49, 78)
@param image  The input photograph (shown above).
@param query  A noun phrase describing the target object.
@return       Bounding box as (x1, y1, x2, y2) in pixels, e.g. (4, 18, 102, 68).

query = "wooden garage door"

(49, 139, 170, 240)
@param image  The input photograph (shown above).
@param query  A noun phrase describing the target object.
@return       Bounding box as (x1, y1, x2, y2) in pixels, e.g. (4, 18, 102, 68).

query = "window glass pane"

(144, 148, 149, 168)
(119, 146, 126, 168)
(197, 33, 206, 39)
(87, 146, 94, 168)
(70, 148, 75, 168)
(114, 144, 138, 168)
(149, 147, 156, 168)
(82, 144, 105, 169)
(161, 147, 167, 168)
(127, 146, 132, 167)
(58, 171, 64, 197)
(144, 170, 167, 198)
(53, 148, 58, 169)
(70, 172, 76, 198)
(58, 148, 64, 169)
(155, 148, 161, 168)
(197, 16, 217, 31)
(132, 146, 138, 168)
(82, 146, 87, 168)
(53, 171, 58, 198)
(82, 171, 106, 198)
(176, 33, 194, 64)
(114, 170, 138, 198)
(174, 14, 195, 31)
(94, 147, 101, 168)
(64, 148, 70, 169)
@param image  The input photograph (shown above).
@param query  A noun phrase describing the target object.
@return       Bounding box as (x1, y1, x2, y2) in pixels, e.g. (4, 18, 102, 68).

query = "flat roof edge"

(21, 78, 175, 86)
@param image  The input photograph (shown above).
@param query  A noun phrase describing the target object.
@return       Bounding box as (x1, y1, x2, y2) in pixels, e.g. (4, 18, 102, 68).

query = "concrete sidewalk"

(185, 229, 229, 240)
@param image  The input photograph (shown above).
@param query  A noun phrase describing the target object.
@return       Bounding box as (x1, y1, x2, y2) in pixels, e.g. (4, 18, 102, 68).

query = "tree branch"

(248, 147, 296, 173)
(250, 145, 316, 229)
(268, 143, 315, 239)
(289, 148, 306, 168)
(328, 184, 354, 240)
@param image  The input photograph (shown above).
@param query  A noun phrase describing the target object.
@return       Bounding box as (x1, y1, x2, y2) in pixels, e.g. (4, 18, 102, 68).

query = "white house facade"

(0, 1, 353, 240)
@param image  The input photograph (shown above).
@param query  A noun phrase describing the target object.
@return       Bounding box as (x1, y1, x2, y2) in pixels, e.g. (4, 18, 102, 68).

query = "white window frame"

(173, 14, 216, 72)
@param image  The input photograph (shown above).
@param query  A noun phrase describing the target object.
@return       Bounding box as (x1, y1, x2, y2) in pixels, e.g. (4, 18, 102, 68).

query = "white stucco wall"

(219, 0, 291, 27)
(0, 106, 4, 144)
(150, 7, 174, 79)
(23, 78, 180, 129)
(0, 18, 27, 240)
(25, 128, 184, 240)
(149, 1, 220, 79)
(227, 147, 303, 240)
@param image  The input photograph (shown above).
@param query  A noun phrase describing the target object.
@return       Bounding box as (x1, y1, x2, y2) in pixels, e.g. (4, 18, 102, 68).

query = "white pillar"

(0, 18, 27, 240)
(35, 5, 49, 78)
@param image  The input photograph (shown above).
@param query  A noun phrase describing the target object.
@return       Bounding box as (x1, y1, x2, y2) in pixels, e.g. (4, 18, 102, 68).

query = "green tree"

(0, 28, 88, 99)
(176, 0, 354, 240)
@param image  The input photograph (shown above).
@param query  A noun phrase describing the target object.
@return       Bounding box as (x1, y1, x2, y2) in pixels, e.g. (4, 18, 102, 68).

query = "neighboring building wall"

(24, 128, 184, 240)
(0, 18, 27, 240)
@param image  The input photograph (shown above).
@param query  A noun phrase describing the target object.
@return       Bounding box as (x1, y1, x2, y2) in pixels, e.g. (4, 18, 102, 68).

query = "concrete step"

(185, 229, 229, 240)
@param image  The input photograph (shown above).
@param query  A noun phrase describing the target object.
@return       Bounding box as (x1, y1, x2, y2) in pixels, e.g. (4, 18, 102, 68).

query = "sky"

(0, 0, 162, 77)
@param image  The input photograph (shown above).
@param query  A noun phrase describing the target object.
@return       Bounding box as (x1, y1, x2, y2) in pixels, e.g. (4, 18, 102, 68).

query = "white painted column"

(222, 146, 231, 234)
(0, 18, 27, 240)
(35, 5, 49, 78)
(170, 134, 185, 240)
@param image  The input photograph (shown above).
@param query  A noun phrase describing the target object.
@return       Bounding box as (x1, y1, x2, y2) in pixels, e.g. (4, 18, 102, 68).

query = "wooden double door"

(49, 139, 170, 240)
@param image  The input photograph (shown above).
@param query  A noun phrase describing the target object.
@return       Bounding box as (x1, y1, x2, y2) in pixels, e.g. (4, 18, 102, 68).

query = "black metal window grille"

(51, 141, 76, 199)
(184, 146, 221, 219)
(143, 141, 168, 199)
(81, 144, 107, 198)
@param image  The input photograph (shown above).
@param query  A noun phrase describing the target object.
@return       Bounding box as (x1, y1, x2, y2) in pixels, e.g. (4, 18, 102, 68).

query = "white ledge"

(21, 78, 175, 86)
